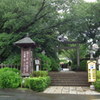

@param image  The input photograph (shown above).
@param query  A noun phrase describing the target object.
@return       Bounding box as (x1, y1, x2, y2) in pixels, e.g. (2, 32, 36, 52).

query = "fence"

(0, 64, 20, 70)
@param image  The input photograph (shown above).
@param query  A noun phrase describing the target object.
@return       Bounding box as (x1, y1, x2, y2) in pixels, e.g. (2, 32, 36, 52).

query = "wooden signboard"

(87, 60, 96, 82)
(21, 48, 33, 76)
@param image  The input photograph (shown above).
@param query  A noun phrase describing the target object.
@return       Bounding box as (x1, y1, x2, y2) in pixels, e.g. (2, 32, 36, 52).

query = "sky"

(84, 0, 97, 2)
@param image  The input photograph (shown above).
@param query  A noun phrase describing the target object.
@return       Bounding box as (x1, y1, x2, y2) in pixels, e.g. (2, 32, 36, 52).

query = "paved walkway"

(43, 86, 100, 95)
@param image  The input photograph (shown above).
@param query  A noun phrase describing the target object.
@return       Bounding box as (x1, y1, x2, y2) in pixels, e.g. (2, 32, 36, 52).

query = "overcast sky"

(84, 0, 97, 2)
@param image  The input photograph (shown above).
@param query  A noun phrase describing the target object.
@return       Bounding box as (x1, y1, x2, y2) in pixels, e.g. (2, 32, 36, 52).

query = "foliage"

(72, 60, 87, 71)
(37, 54, 52, 71)
(61, 44, 88, 70)
(80, 60, 87, 71)
(31, 71, 48, 77)
(60, 1, 100, 44)
(94, 71, 100, 91)
(96, 71, 100, 79)
(0, 67, 20, 74)
(57, 0, 100, 60)
(94, 80, 100, 92)
(71, 63, 78, 71)
(0, 68, 21, 88)
(57, 0, 100, 52)
(50, 57, 60, 71)
(0, 0, 61, 64)
(0, 33, 21, 63)
(3, 54, 21, 66)
(0, 0, 100, 65)
(23, 76, 51, 92)
(35, 53, 60, 71)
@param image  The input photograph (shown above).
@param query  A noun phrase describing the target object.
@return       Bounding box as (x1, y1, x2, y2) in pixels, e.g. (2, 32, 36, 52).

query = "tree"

(59, 0, 100, 44)
(0, 0, 62, 63)
(57, 0, 100, 60)
(0, 0, 100, 65)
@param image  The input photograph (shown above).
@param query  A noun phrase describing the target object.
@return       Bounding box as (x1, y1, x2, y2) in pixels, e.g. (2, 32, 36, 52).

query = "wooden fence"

(0, 64, 20, 70)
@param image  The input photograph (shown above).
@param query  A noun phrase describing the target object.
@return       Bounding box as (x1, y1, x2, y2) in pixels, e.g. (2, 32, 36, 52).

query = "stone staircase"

(49, 71, 90, 86)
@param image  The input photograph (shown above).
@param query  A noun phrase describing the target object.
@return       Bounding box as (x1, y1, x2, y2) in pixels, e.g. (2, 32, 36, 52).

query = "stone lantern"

(14, 34, 35, 77)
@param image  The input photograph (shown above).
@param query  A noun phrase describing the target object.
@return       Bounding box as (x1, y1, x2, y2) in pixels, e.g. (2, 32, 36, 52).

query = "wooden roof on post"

(14, 34, 36, 48)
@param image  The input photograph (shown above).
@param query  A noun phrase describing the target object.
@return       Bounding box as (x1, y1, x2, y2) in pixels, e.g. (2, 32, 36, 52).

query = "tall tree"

(57, 0, 100, 59)
(0, 0, 61, 63)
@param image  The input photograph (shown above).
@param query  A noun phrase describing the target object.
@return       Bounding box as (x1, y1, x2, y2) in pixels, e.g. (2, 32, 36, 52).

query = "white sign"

(88, 64, 96, 69)
(35, 59, 40, 65)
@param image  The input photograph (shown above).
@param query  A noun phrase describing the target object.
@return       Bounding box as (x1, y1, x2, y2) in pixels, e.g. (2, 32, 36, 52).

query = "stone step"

(50, 80, 89, 83)
(49, 72, 90, 86)
(50, 83, 90, 86)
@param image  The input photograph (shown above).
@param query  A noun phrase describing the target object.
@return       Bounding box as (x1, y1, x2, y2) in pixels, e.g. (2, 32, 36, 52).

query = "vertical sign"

(87, 60, 96, 82)
(35, 59, 40, 71)
(21, 48, 33, 76)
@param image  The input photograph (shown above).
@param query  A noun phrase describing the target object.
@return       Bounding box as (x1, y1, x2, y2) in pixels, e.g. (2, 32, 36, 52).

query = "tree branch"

(34, 0, 46, 19)
(15, 12, 49, 33)
(15, 0, 46, 33)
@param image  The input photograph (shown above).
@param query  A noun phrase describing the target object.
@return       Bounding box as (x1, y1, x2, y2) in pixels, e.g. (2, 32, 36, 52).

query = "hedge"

(31, 71, 48, 77)
(0, 67, 20, 74)
(23, 76, 51, 92)
(0, 68, 21, 88)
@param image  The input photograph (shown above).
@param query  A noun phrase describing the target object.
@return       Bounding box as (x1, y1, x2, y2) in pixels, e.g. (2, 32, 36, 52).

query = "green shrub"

(22, 77, 30, 88)
(94, 79, 100, 91)
(96, 71, 100, 79)
(31, 71, 48, 77)
(80, 60, 87, 71)
(50, 57, 60, 71)
(0, 67, 20, 74)
(94, 71, 100, 91)
(37, 54, 52, 71)
(23, 76, 51, 92)
(0, 69, 21, 88)
(72, 60, 87, 71)
(71, 63, 77, 71)
(3, 54, 21, 66)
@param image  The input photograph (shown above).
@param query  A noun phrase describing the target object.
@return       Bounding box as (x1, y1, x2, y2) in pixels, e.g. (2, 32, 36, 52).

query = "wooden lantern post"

(14, 35, 35, 77)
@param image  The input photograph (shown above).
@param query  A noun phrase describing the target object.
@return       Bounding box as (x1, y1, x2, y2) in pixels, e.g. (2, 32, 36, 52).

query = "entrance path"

(43, 86, 100, 95)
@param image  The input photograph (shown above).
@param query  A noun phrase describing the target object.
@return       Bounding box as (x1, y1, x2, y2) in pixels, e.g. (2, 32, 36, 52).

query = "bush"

(94, 71, 100, 91)
(23, 76, 51, 92)
(31, 71, 48, 77)
(71, 60, 87, 71)
(3, 54, 21, 66)
(71, 63, 77, 71)
(80, 60, 87, 71)
(50, 57, 60, 71)
(94, 79, 100, 91)
(0, 68, 21, 88)
(96, 71, 100, 79)
(37, 54, 51, 71)
(0, 67, 20, 74)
